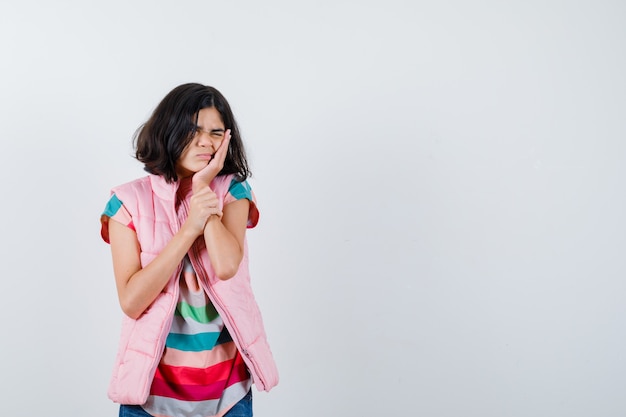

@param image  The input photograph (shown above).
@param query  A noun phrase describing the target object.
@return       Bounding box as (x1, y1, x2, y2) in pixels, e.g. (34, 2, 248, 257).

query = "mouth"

(197, 153, 213, 161)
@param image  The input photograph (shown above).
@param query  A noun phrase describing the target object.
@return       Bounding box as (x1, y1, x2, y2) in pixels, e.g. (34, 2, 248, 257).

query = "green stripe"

(175, 301, 219, 323)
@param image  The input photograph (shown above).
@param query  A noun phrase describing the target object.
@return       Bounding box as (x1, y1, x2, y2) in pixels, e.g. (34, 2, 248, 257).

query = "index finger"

(215, 129, 232, 162)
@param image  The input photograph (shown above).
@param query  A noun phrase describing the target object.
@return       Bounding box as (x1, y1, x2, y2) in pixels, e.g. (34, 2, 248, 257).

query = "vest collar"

(148, 174, 179, 201)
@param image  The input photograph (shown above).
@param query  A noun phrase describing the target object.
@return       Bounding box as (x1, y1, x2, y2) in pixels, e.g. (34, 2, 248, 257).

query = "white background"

(1, 1, 625, 416)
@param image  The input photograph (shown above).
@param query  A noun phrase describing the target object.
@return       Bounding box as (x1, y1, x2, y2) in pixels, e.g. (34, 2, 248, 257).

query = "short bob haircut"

(134, 83, 251, 183)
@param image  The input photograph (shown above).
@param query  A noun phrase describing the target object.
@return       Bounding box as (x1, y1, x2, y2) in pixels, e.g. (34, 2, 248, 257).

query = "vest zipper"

(179, 198, 267, 389)
(190, 241, 267, 390)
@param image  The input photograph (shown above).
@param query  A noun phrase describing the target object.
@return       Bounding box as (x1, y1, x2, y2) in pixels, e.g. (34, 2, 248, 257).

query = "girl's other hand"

(185, 186, 223, 236)
(192, 129, 231, 194)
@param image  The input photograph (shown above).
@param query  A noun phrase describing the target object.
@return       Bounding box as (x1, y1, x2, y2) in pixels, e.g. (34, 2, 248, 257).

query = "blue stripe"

(165, 332, 221, 351)
(103, 194, 123, 217)
(228, 179, 252, 201)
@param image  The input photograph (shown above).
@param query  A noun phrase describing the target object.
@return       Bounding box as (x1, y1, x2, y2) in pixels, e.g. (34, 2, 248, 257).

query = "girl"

(100, 83, 279, 417)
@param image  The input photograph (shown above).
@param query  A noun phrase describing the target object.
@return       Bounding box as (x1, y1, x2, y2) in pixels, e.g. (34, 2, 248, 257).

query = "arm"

(188, 129, 248, 279)
(188, 129, 249, 279)
(108, 181, 218, 319)
(203, 198, 250, 280)
(108, 219, 200, 319)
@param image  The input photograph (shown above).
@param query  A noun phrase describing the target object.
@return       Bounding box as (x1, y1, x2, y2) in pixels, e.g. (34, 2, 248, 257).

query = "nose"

(197, 131, 212, 148)
(196, 130, 222, 151)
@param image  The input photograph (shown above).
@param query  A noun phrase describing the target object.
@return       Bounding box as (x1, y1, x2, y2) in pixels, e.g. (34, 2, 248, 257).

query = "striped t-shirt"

(102, 178, 258, 417)
(143, 256, 252, 417)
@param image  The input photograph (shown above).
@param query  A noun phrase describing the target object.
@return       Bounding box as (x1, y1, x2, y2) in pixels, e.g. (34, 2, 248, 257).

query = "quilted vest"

(103, 174, 279, 405)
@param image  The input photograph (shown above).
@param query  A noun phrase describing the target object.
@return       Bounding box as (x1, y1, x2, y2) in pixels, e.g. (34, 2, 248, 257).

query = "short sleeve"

(100, 193, 135, 243)
(224, 178, 259, 228)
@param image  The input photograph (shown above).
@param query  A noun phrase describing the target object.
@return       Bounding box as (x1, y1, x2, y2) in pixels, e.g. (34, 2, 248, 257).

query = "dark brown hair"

(134, 83, 250, 183)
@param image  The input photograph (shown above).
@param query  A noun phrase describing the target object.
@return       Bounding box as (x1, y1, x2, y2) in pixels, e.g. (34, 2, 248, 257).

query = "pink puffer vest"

(102, 174, 279, 405)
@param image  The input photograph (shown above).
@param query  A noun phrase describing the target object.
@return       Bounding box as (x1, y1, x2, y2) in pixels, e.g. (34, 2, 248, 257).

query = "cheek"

(176, 150, 191, 169)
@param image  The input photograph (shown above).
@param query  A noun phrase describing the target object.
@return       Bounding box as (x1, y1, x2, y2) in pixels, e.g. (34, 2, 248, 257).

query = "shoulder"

(227, 178, 254, 201)
(210, 174, 253, 198)
(112, 175, 152, 194)
(111, 175, 163, 204)
(216, 174, 255, 202)
(210, 173, 236, 193)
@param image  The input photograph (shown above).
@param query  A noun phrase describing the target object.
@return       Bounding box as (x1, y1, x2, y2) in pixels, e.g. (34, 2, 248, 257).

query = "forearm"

(203, 215, 244, 280)
(119, 225, 198, 318)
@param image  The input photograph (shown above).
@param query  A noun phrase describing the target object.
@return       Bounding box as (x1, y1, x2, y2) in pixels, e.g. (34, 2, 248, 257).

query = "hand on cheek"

(192, 129, 232, 194)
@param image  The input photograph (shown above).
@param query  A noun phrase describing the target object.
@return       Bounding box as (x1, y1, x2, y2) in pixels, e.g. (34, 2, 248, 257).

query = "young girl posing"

(100, 83, 278, 417)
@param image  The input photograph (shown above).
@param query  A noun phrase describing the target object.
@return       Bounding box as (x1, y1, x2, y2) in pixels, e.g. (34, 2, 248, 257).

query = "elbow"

(122, 307, 143, 321)
(211, 250, 244, 280)
(214, 266, 238, 281)
(119, 298, 144, 320)
(213, 260, 242, 281)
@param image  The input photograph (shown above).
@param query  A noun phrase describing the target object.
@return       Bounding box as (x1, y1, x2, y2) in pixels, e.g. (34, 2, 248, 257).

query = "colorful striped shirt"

(102, 178, 258, 417)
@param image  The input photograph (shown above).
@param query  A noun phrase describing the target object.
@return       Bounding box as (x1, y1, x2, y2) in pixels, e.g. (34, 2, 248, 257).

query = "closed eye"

(192, 126, 225, 138)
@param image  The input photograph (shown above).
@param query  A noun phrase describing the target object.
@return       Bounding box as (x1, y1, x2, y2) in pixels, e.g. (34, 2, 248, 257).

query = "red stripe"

(150, 361, 249, 401)
(154, 353, 245, 385)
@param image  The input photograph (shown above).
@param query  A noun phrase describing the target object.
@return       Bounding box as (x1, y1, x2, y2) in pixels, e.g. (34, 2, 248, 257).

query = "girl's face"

(176, 106, 225, 178)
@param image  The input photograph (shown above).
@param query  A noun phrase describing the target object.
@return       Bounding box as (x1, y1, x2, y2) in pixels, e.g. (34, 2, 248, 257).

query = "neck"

(177, 176, 193, 199)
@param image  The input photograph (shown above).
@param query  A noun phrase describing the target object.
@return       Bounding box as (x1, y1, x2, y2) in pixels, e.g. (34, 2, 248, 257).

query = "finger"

(215, 130, 231, 162)
(192, 130, 231, 194)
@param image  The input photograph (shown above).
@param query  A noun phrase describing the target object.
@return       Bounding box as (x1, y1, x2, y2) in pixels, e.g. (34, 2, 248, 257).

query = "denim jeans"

(119, 389, 253, 417)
